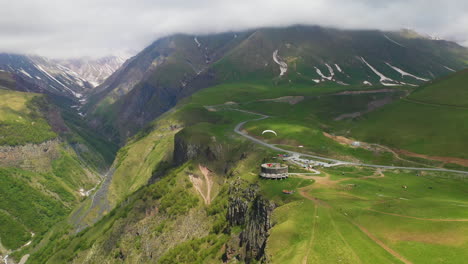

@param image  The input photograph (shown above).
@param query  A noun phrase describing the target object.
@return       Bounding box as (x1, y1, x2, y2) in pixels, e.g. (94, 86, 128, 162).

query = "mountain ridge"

(83, 25, 468, 144)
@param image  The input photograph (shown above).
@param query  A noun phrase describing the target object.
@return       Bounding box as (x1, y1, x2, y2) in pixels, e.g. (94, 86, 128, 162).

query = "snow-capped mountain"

(58, 56, 128, 87)
(0, 53, 93, 98)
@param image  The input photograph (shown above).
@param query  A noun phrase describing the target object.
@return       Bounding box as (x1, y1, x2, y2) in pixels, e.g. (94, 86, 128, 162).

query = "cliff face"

(0, 139, 61, 171)
(226, 180, 276, 263)
(173, 131, 223, 166)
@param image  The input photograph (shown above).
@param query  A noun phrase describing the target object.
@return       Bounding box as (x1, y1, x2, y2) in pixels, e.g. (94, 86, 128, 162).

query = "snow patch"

(18, 68, 32, 78)
(381, 82, 402, 87)
(312, 79, 321, 83)
(360, 57, 393, 83)
(383, 34, 406, 47)
(315, 65, 334, 81)
(35, 64, 82, 98)
(336, 81, 349, 86)
(194, 37, 201, 48)
(272, 50, 288, 77)
(443, 65, 456, 72)
(325, 63, 335, 77)
(363, 81, 372, 86)
(79, 186, 97, 197)
(360, 57, 405, 86)
(335, 64, 343, 73)
(385, 62, 429, 81)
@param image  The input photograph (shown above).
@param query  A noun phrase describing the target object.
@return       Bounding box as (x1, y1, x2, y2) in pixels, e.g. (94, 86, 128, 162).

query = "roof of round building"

(261, 163, 288, 169)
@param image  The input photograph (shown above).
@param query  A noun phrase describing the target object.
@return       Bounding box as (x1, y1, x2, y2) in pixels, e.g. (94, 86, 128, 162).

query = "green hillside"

(2, 26, 468, 264)
(349, 70, 468, 159)
(85, 26, 468, 144)
(0, 89, 57, 145)
(0, 89, 101, 254)
(408, 69, 468, 107)
(28, 66, 468, 263)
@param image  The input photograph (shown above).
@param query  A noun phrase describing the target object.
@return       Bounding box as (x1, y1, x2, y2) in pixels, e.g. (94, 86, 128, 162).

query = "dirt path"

(351, 221, 413, 264)
(300, 190, 412, 264)
(335, 168, 385, 183)
(294, 169, 384, 186)
(18, 254, 29, 264)
(298, 172, 413, 264)
(323, 132, 433, 167)
(325, 129, 468, 168)
(328, 209, 363, 264)
(199, 164, 212, 204)
(403, 98, 468, 110)
(302, 203, 318, 264)
(189, 164, 213, 205)
(260, 96, 304, 105)
(189, 174, 207, 204)
(332, 88, 400, 96)
(367, 209, 468, 222)
(395, 149, 468, 167)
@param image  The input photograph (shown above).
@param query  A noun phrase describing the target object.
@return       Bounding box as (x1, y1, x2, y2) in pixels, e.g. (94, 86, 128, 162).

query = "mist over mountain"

(1, 3, 468, 264)
(1, 0, 468, 58)
(82, 26, 468, 144)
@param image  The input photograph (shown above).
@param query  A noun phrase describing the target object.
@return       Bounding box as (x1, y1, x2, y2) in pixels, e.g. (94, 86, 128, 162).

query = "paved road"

(232, 109, 468, 175)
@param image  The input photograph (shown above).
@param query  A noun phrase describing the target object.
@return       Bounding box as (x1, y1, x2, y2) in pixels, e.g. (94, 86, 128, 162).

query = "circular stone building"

(260, 163, 288, 179)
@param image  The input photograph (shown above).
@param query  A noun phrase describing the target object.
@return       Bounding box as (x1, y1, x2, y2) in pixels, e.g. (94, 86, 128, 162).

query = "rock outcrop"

(173, 130, 223, 166)
(0, 139, 61, 171)
(225, 179, 275, 263)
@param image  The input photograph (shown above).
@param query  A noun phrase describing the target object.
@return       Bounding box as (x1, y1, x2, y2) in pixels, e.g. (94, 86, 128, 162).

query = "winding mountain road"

(232, 109, 468, 175)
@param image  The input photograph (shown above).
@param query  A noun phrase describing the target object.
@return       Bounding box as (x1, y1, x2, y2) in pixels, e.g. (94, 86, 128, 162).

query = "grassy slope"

(408, 69, 468, 107)
(87, 26, 468, 145)
(266, 166, 468, 264)
(0, 90, 56, 145)
(26, 67, 468, 262)
(194, 81, 437, 167)
(178, 77, 468, 263)
(0, 90, 101, 253)
(28, 106, 270, 263)
(350, 70, 468, 158)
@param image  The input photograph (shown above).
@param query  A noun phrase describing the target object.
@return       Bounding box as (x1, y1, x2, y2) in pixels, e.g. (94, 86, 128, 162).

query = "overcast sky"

(0, 0, 467, 58)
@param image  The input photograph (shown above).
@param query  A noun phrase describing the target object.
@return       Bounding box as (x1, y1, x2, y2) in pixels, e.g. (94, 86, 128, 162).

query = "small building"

(260, 163, 288, 179)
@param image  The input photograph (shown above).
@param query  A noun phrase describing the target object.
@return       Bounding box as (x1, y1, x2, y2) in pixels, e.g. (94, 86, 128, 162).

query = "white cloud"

(0, 0, 467, 58)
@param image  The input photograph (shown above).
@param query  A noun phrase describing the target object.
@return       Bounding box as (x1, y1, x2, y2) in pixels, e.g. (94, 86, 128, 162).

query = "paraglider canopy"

(262, 130, 277, 136)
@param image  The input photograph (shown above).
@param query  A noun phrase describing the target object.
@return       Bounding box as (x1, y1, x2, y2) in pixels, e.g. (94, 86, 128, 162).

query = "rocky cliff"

(173, 130, 223, 166)
(0, 139, 61, 171)
(225, 179, 275, 263)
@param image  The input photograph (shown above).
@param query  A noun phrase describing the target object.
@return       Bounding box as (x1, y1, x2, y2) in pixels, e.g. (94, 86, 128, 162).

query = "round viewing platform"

(260, 163, 289, 179)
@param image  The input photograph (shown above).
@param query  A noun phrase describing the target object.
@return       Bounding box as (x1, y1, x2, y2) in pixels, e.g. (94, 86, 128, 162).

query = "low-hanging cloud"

(0, 0, 467, 58)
